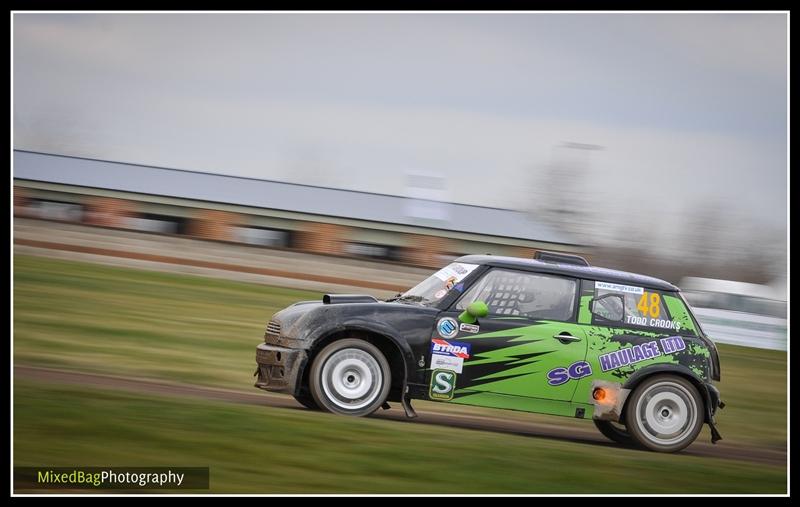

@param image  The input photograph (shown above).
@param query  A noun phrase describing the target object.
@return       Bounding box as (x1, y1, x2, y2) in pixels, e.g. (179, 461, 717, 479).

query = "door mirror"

(590, 294, 624, 322)
(459, 300, 489, 324)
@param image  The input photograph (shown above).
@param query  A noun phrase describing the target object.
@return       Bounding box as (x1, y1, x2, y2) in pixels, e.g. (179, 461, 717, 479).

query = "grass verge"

(14, 381, 786, 494)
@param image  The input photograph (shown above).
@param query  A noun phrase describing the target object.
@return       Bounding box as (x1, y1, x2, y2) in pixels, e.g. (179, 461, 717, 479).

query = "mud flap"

(708, 400, 724, 444)
(708, 421, 723, 444)
(401, 382, 418, 418)
(401, 396, 417, 418)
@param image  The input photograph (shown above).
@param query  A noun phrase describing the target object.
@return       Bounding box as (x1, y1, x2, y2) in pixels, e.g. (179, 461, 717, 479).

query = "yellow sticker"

(637, 292, 661, 318)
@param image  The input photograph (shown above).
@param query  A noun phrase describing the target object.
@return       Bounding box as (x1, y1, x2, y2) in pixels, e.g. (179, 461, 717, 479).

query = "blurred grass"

(13, 254, 321, 389)
(13, 254, 787, 450)
(13, 380, 786, 493)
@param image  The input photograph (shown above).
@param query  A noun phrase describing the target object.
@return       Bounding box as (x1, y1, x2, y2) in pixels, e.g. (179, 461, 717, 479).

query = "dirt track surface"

(15, 365, 786, 467)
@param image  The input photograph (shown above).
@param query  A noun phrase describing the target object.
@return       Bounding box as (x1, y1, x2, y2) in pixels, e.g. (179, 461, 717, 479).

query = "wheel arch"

(300, 326, 410, 402)
(622, 364, 714, 424)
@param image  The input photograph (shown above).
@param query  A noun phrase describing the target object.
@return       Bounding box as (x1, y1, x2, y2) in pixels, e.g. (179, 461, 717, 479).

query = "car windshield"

(395, 262, 479, 306)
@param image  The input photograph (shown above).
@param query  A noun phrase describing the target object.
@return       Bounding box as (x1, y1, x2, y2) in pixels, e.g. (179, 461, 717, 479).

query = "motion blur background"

(12, 12, 788, 494)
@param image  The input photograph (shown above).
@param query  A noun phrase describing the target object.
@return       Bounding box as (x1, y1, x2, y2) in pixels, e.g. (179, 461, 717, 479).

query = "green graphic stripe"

(457, 322, 570, 397)
(663, 295, 697, 334)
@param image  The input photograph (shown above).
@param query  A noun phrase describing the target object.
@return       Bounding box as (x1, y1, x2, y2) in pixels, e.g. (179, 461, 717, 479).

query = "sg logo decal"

(547, 361, 592, 386)
(429, 369, 457, 400)
(437, 317, 459, 339)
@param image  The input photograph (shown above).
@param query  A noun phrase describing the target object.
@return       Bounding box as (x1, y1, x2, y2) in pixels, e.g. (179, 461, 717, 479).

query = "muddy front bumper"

(254, 343, 307, 395)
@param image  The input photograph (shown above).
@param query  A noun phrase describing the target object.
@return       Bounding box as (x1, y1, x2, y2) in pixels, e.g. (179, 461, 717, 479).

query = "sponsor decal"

(445, 276, 458, 290)
(454, 283, 464, 292)
(437, 317, 459, 338)
(434, 289, 448, 300)
(596, 281, 644, 295)
(429, 369, 457, 400)
(430, 354, 464, 373)
(597, 337, 686, 372)
(598, 340, 662, 372)
(659, 336, 687, 354)
(459, 323, 480, 334)
(431, 339, 471, 358)
(430, 338, 471, 373)
(547, 361, 593, 386)
(432, 263, 479, 283)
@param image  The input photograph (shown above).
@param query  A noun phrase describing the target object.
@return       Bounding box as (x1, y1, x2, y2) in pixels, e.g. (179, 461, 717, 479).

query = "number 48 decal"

(637, 292, 661, 318)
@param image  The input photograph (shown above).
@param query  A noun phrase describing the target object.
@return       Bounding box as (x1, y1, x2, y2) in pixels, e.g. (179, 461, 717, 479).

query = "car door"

(427, 268, 588, 403)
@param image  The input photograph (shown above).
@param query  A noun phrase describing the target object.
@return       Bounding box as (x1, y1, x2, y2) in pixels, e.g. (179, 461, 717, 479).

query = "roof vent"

(534, 251, 590, 267)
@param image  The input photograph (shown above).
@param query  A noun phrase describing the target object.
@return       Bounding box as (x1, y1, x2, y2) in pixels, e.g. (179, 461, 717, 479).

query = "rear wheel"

(309, 339, 391, 417)
(593, 419, 635, 446)
(624, 375, 704, 452)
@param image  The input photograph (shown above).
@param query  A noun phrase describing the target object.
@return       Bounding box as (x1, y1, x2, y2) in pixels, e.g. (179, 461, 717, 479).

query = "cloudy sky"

(13, 12, 787, 248)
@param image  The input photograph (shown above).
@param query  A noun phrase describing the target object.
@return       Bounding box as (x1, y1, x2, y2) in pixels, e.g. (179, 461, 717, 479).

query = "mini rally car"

(254, 252, 724, 452)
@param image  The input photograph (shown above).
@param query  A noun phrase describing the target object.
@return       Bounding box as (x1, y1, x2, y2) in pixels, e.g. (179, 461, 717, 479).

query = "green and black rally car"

(255, 252, 724, 452)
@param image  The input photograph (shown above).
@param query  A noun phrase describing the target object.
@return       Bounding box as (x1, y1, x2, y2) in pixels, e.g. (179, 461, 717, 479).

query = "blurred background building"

(14, 150, 587, 269)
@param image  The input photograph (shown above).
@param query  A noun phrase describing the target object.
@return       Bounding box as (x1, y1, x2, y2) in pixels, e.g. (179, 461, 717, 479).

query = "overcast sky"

(13, 13, 788, 248)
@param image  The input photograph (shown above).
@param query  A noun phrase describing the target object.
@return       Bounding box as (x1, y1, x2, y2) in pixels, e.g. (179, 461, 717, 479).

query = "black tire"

(293, 393, 320, 410)
(309, 339, 391, 417)
(593, 419, 636, 446)
(624, 374, 705, 453)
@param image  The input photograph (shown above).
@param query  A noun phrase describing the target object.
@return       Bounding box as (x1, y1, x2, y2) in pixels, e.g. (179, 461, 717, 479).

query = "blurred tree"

(675, 202, 784, 284)
(683, 201, 728, 265)
(592, 202, 786, 285)
(530, 142, 604, 245)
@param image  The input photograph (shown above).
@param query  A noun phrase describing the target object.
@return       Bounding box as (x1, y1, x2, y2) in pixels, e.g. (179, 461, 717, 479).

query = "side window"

(456, 269, 577, 322)
(591, 281, 687, 333)
(592, 294, 625, 322)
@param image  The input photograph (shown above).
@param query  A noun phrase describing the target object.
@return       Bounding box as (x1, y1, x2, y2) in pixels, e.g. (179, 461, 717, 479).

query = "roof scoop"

(322, 294, 379, 305)
(534, 251, 590, 266)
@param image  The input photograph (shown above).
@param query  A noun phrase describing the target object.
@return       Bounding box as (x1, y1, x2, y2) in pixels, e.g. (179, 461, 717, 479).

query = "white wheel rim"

(321, 348, 382, 410)
(636, 381, 698, 446)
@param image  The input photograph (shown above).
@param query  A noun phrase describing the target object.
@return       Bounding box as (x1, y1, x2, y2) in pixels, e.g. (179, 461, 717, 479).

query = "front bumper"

(254, 343, 306, 395)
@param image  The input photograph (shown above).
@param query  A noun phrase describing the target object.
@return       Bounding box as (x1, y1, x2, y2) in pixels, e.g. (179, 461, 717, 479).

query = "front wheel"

(624, 375, 705, 452)
(309, 339, 391, 417)
(593, 419, 636, 446)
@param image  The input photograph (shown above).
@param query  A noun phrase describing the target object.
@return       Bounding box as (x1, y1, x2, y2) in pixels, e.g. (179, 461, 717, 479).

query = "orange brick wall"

(294, 222, 348, 255)
(188, 209, 240, 242)
(84, 197, 137, 228)
(513, 247, 537, 259)
(13, 186, 31, 217)
(403, 234, 452, 268)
